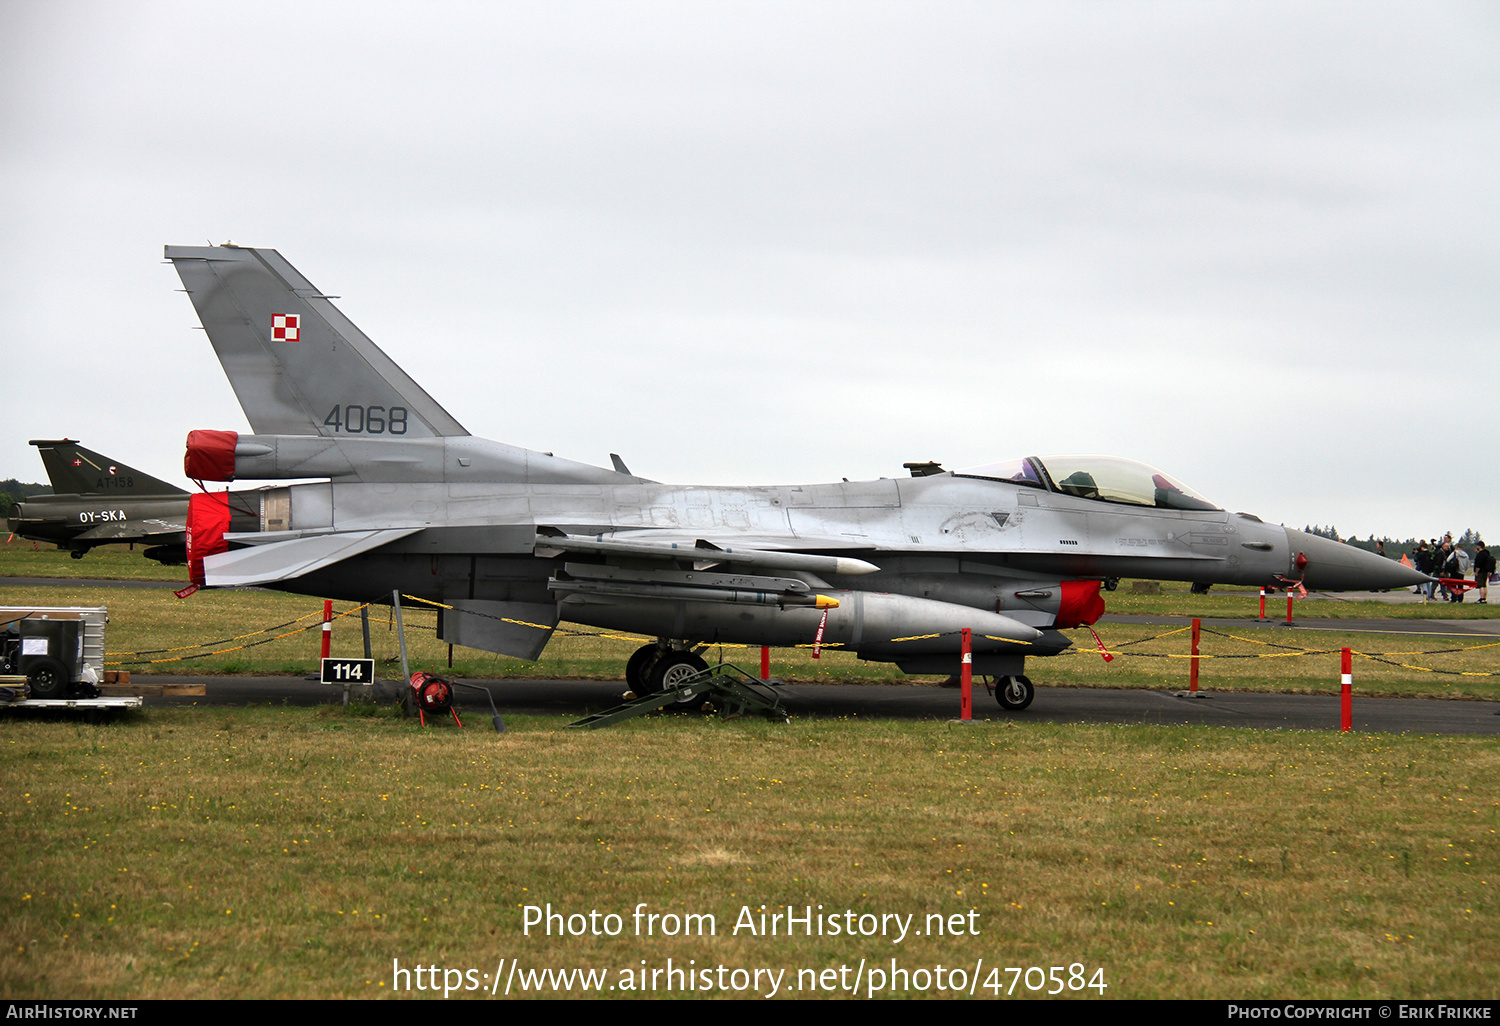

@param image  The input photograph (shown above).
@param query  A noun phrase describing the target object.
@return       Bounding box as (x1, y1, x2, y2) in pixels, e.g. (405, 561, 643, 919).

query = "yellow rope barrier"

(102, 593, 1500, 679)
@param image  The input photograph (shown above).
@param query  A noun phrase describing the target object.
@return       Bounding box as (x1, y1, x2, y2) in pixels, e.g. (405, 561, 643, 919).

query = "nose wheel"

(994, 675, 1034, 711)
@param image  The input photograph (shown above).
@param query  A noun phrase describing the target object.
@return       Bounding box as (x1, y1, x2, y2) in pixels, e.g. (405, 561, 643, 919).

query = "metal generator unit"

(0, 607, 107, 699)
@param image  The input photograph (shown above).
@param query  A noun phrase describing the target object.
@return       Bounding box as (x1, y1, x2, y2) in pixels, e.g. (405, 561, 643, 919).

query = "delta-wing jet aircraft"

(164, 244, 1426, 709)
(6, 440, 201, 562)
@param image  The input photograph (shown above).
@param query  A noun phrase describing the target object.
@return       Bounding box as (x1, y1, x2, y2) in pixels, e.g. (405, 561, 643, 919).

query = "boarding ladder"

(568, 662, 790, 729)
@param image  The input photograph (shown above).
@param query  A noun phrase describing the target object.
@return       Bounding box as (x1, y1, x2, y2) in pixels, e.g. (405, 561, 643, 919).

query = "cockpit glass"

(1037, 456, 1220, 510)
(954, 455, 1220, 511)
(949, 457, 1043, 488)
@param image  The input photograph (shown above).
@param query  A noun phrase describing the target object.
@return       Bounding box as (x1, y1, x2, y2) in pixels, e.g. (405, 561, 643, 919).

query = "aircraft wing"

(202, 528, 421, 588)
(73, 518, 186, 542)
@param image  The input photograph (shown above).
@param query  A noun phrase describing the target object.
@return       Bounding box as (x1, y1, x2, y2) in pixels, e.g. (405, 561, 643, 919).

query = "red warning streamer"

(1083, 623, 1114, 663)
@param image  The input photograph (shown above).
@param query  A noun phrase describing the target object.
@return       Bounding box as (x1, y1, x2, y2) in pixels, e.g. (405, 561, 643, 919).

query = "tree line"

(0, 479, 51, 520)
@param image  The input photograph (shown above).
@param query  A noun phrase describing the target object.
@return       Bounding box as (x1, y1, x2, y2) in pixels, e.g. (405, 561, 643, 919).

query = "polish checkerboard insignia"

(271, 313, 301, 342)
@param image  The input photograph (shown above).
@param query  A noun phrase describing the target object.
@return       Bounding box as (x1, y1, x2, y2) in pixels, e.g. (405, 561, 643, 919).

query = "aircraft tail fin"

(164, 245, 469, 439)
(29, 439, 186, 496)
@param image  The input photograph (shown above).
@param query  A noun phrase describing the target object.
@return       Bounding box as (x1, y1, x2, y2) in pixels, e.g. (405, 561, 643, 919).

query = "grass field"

(0, 709, 1495, 1000)
(3, 540, 1496, 1000)
(0, 542, 181, 581)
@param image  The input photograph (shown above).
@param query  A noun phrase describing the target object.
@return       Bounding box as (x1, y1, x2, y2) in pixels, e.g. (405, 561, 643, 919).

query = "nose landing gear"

(993, 675, 1035, 711)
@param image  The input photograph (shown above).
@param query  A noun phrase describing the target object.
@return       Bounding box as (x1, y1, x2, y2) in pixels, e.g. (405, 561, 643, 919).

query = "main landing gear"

(625, 642, 710, 704)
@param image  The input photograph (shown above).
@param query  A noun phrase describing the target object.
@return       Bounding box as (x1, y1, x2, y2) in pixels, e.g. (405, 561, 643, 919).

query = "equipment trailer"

(0, 606, 152, 715)
(1, 606, 108, 697)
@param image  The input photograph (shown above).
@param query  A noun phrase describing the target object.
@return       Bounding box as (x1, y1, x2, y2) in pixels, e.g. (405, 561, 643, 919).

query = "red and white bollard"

(760, 646, 770, 681)
(320, 599, 333, 660)
(1258, 588, 1268, 621)
(1340, 647, 1353, 733)
(1189, 617, 1201, 693)
(960, 628, 972, 721)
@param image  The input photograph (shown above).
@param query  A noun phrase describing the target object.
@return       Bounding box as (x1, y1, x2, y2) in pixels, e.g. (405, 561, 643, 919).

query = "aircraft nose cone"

(1284, 529, 1430, 591)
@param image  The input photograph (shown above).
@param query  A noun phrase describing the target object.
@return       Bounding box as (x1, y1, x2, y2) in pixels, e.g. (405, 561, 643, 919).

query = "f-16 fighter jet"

(164, 245, 1426, 709)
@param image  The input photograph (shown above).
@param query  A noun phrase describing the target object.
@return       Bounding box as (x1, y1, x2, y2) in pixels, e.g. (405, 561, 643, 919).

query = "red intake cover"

(185, 429, 238, 482)
(1057, 580, 1106, 629)
(186, 491, 231, 586)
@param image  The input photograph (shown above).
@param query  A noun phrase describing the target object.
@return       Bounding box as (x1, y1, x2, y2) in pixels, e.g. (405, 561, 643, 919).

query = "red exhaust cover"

(186, 491, 231, 585)
(1057, 580, 1106, 629)
(185, 429, 238, 482)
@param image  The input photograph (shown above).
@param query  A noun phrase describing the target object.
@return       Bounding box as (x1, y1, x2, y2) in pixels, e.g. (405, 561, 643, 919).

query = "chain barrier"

(1080, 624, 1500, 678)
(100, 591, 1499, 677)
(107, 603, 378, 667)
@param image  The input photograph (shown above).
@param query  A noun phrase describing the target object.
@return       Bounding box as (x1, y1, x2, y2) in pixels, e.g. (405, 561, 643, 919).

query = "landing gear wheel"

(625, 645, 659, 694)
(25, 657, 70, 699)
(995, 674, 1034, 711)
(650, 651, 709, 707)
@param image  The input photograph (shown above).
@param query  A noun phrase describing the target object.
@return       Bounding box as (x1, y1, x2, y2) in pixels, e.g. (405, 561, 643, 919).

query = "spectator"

(1474, 542, 1495, 605)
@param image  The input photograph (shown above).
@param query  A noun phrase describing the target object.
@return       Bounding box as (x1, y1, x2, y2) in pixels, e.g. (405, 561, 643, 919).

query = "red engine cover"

(1057, 580, 1106, 629)
(185, 429, 238, 482)
(185, 491, 231, 586)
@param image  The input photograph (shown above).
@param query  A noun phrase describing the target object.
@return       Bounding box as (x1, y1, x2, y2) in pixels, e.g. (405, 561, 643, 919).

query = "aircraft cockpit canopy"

(953, 455, 1221, 512)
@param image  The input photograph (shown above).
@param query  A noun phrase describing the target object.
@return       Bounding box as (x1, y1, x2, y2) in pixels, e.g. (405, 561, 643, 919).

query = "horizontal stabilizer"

(202, 528, 420, 587)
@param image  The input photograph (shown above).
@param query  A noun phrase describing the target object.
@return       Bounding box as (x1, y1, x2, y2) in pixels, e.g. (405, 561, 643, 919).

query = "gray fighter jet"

(164, 244, 1426, 709)
(7, 440, 194, 562)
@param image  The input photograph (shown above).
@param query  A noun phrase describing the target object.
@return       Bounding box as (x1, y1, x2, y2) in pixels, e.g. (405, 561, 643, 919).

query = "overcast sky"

(2, 1, 1495, 540)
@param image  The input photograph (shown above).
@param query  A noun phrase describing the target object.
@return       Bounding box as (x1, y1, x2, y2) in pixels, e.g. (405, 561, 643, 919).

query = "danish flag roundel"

(271, 313, 301, 342)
